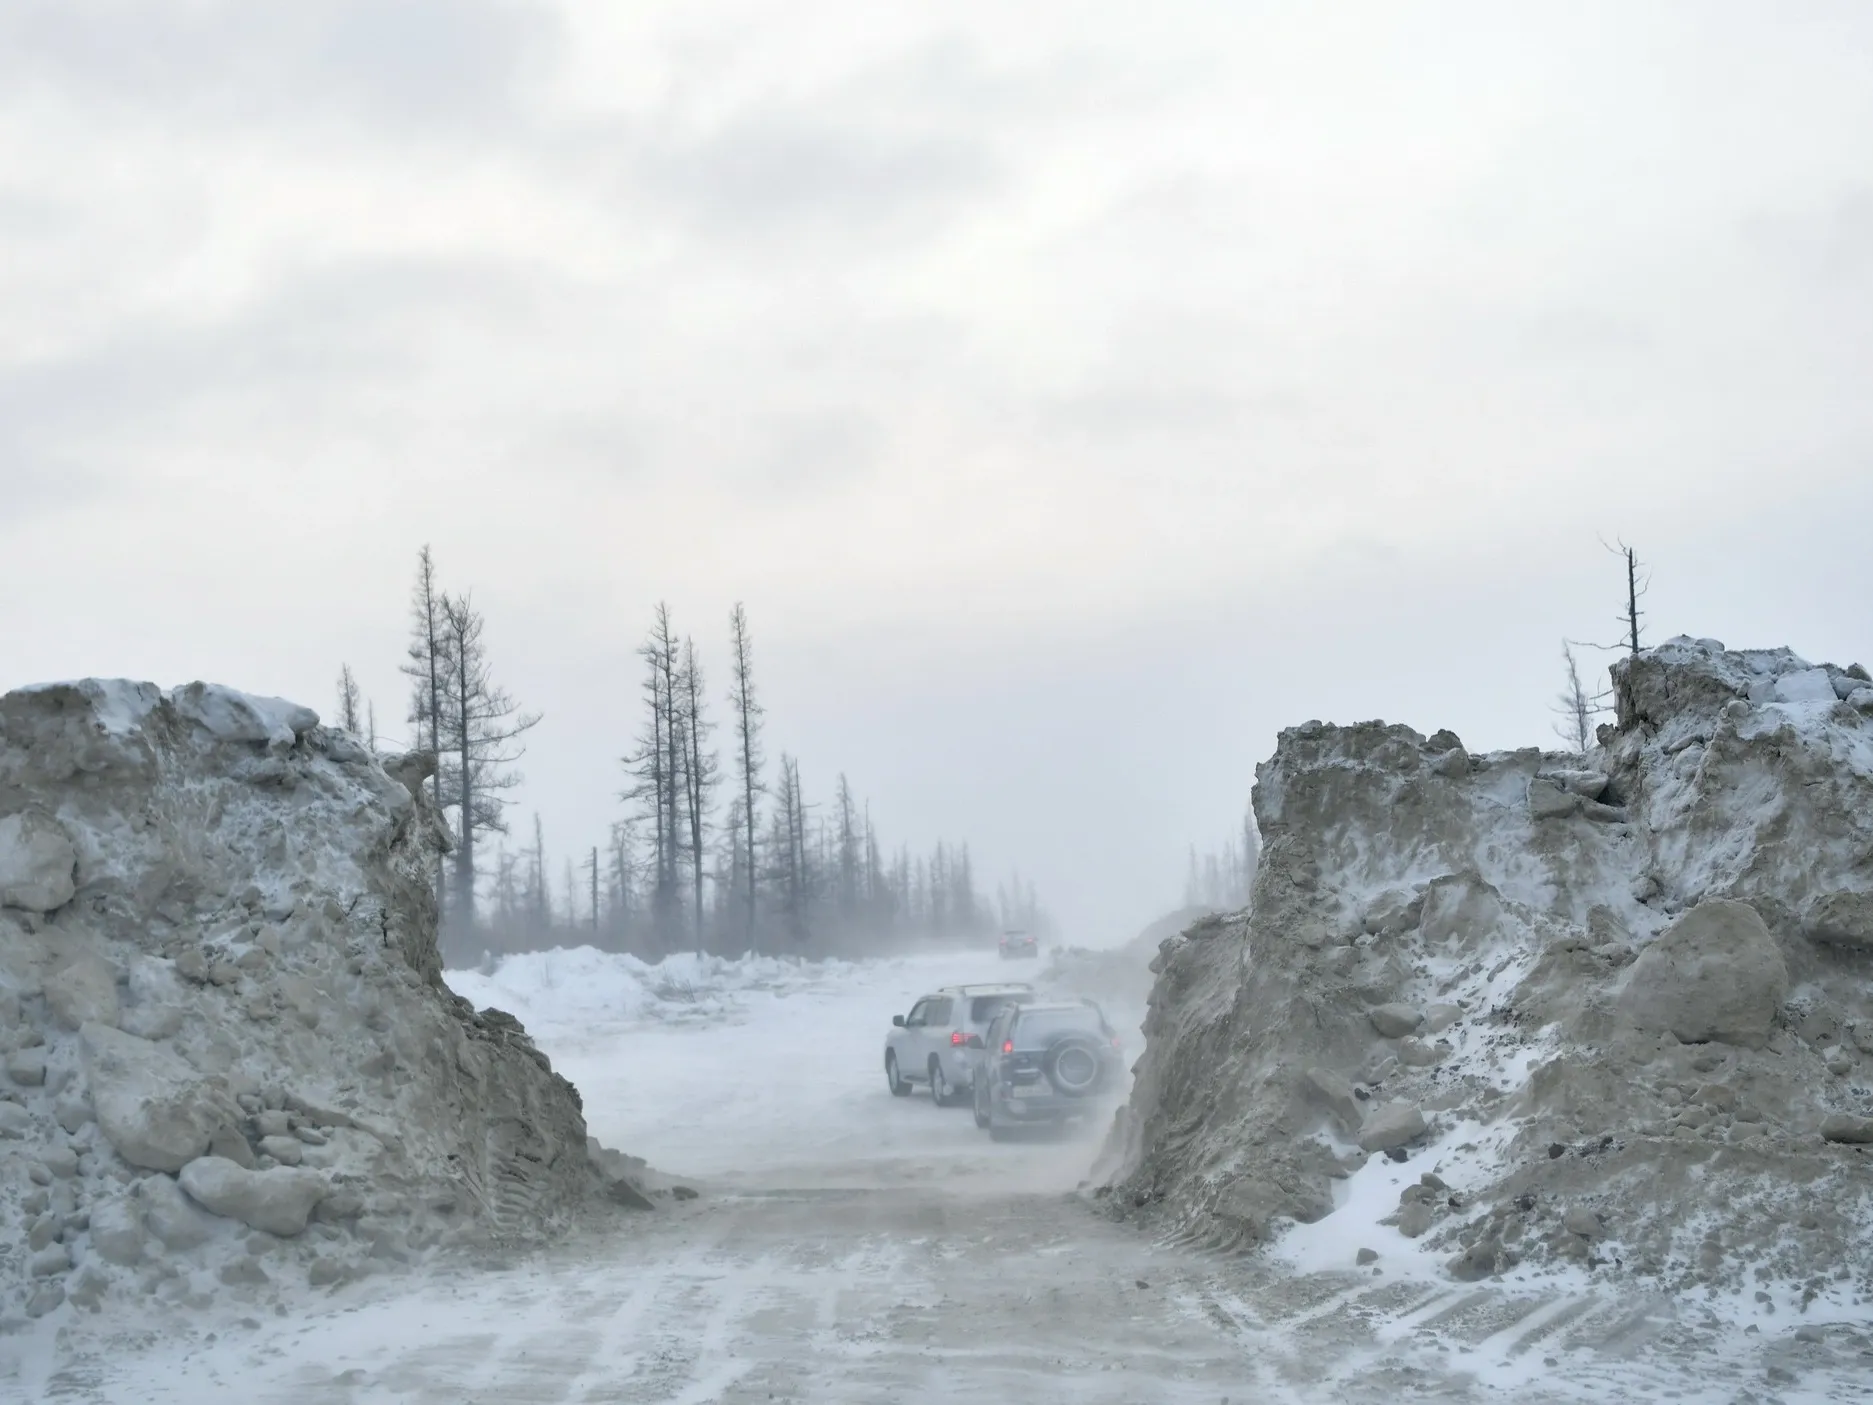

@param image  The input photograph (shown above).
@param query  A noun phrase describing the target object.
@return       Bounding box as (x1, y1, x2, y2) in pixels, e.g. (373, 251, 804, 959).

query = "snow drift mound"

(1102, 637, 1873, 1304)
(447, 947, 859, 1046)
(0, 680, 647, 1325)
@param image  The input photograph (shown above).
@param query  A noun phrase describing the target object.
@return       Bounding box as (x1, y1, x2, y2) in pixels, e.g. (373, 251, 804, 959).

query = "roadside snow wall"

(1101, 637, 1873, 1303)
(0, 680, 645, 1325)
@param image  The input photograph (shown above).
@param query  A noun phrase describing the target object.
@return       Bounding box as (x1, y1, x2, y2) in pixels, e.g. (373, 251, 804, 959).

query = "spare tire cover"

(1044, 1036, 1103, 1097)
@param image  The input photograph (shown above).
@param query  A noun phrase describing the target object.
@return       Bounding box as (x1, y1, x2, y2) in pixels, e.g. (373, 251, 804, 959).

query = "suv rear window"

(969, 994, 1026, 1024)
(1011, 1007, 1108, 1044)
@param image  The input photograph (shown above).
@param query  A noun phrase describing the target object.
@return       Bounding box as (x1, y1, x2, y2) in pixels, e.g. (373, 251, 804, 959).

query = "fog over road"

(26, 953, 1867, 1403)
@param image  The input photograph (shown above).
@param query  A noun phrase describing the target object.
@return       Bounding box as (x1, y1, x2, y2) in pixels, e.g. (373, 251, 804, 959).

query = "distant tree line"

(340, 548, 1051, 966)
(1184, 810, 1259, 911)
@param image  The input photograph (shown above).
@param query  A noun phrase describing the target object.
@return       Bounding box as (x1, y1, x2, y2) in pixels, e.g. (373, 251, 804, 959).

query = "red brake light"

(950, 1031, 965, 1046)
(1002, 1040, 1014, 1054)
(1111, 1037, 1122, 1048)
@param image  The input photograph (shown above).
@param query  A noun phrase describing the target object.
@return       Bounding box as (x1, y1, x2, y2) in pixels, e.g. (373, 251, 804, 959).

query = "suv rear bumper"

(989, 1085, 1111, 1120)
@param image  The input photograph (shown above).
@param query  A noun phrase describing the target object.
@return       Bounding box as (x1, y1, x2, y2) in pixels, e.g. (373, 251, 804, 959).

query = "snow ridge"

(1101, 637, 1873, 1320)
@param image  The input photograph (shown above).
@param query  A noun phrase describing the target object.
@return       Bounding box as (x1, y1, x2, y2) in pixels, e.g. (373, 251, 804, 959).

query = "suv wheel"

(972, 1075, 990, 1129)
(886, 1052, 911, 1097)
(929, 1058, 953, 1107)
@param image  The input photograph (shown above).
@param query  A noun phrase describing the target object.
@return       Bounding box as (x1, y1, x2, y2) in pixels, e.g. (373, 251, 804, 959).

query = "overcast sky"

(3, 1, 1871, 946)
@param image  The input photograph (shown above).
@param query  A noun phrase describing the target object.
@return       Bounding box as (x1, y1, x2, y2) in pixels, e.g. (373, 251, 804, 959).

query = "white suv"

(885, 983, 1037, 1106)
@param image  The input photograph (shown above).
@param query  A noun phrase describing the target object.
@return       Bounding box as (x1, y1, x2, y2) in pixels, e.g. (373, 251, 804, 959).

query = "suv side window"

(925, 997, 954, 1026)
(906, 999, 932, 1027)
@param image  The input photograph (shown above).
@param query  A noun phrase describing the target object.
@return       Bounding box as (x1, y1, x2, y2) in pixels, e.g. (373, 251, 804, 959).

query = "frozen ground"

(13, 950, 1871, 1403)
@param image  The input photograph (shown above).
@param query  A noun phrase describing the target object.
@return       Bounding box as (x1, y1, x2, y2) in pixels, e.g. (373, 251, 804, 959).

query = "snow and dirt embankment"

(0, 680, 650, 1329)
(1102, 638, 1873, 1320)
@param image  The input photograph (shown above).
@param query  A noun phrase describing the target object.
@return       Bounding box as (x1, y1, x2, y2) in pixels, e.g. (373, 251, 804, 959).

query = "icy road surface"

(19, 951, 1872, 1403)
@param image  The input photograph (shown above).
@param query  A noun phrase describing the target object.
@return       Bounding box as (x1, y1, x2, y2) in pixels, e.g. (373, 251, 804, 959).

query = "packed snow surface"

(16, 947, 1871, 1402)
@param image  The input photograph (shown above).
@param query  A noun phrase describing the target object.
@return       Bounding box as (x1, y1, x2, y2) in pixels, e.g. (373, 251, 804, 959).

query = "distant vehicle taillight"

(1111, 1037, 1122, 1048)
(1002, 1040, 1014, 1054)
(950, 1031, 965, 1046)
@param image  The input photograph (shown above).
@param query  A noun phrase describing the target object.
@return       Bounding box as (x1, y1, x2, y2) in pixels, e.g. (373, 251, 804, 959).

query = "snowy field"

(14, 949, 1870, 1403)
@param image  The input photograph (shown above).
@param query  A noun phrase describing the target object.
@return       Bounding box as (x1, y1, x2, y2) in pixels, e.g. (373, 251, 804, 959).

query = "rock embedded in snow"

(1803, 892, 1873, 951)
(1301, 1066, 1363, 1132)
(82, 1022, 233, 1172)
(1619, 900, 1787, 1049)
(210, 1126, 259, 1172)
(139, 1173, 217, 1250)
(1820, 1114, 1873, 1145)
(179, 1157, 329, 1237)
(257, 1134, 304, 1166)
(1356, 1102, 1427, 1153)
(89, 1195, 145, 1266)
(6, 1047, 47, 1086)
(1563, 1206, 1606, 1238)
(0, 807, 77, 912)
(1419, 873, 1504, 947)
(1422, 1003, 1463, 1035)
(1527, 777, 1580, 820)
(1368, 1004, 1424, 1039)
(40, 1144, 79, 1178)
(46, 954, 122, 1030)
(1546, 769, 1610, 800)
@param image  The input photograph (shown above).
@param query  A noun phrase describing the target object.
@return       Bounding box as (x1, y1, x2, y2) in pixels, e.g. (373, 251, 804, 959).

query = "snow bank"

(1101, 637, 1873, 1315)
(0, 680, 649, 1327)
(446, 947, 862, 1043)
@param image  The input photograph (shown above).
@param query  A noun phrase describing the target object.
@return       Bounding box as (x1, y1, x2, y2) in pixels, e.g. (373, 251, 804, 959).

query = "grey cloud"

(0, 0, 559, 131)
(0, 256, 546, 478)
(1742, 186, 1873, 283)
(636, 111, 998, 236)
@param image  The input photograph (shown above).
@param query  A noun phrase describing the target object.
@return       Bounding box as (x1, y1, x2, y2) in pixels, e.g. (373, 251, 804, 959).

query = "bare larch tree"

(336, 665, 363, 735)
(678, 636, 718, 956)
(400, 545, 451, 903)
(625, 604, 687, 952)
(727, 603, 765, 951)
(436, 590, 540, 945)
(1553, 640, 1601, 752)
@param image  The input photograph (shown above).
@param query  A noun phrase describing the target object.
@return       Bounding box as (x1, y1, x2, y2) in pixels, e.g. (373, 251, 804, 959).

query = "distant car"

(969, 999, 1126, 1140)
(885, 984, 1038, 1106)
(998, 930, 1038, 960)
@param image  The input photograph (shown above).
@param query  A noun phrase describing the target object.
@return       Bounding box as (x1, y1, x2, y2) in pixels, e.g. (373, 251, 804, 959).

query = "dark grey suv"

(967, 1000, 1125, 1140)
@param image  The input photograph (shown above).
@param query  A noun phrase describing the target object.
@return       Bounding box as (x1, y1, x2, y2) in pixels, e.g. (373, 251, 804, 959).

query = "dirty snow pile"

(446, 947, 864, 1046)
(0, 680, 647, 1328)
(1102, 637, 1873, 1311)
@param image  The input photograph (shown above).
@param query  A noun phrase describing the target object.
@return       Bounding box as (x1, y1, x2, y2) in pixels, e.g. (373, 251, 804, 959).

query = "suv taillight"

(1002, 1039, 1014, 1054)
(950, 1031, 965, 1046)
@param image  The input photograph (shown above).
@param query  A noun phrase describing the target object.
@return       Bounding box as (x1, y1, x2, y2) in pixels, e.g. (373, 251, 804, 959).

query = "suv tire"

(929, 1058, 956, 1108)
(972, 1075, 990, 1129)
(886, 1052, 911, 1097)
(1042, 1036, 1104, 1098)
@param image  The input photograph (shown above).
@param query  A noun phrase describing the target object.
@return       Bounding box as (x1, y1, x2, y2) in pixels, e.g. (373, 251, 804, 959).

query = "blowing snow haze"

(3, 2, 1873, 945)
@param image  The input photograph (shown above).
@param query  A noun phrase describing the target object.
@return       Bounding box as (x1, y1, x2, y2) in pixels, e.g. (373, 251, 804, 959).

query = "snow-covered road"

(18, 950, 1871, 1402)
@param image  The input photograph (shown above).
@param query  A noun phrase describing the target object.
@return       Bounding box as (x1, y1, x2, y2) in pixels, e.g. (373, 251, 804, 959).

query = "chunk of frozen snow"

(171, 682, 318, 746)
(1773, 668, 1837, 704)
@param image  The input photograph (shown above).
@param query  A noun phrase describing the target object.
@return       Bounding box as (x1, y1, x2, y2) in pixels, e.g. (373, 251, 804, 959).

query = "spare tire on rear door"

(1043, 1035, 1104, 1097)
